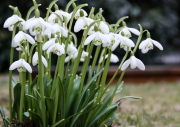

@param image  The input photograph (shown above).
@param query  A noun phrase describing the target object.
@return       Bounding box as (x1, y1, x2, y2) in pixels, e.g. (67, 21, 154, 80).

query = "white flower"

(47, 43, 65, 56)
(24, 17, 53, 36)
(74, 9, 88, 19)
(103, 32, 119, 51)
(9, 59, 32, 73)
(139, 38, 163, 54)
(74, 17, 93, 32)
(99, 53, 119, 63)
(48, 10, 71, 23)
(65, 43, 78, 62)
(42, 38, 56, 50)
(121, 56, 145, 71)
(12, 31, 35, 47)
(80, 51, 90, 62)
(32, 52, 47, 67)
(84, 31, 111, 46)
(3, 14, 25, 31)
(111, 34, 135, 51)
(120, 26, 140, 37)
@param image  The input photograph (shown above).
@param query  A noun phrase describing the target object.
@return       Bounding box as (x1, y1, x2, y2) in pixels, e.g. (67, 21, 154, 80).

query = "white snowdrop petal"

(128, 28, 140, 36)
(42, 39, 55, 50)
(130, 56, 137, 69)
(47, 45, 55, 54)
(3, 15, 16, 28)
(111, 41, 120, 51)
(60, 11, 71, 19)
(65, 56, 71, 63)
(22, 60, 32, 73)
(25, 19, 38, 30)
(110, 54, 119, 63)
(99, 33, 111, 43)
(123, 37, 135, 47)
(136, 58, 145, 70)
(9, 60, 21, 70)
(48, 13, 56, 22)
(141, 48, 149, 54)
(56, 44, 65, 54)
(152, 39, 163, 50)
(84, 34, 96, 45)
(99, 21, 109, 34)
(121, 59, 130, 71)
(32, 52, 38, 66)
(42, 56, 48, 67)
(14, 31, 24, 44)
(24, 33, 35, 44)
(139, 39, 149, 49)
(74, 18, 84, 32)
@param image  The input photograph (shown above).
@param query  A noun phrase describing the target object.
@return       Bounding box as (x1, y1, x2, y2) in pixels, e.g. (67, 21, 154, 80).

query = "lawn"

(0, 74, 180, 127)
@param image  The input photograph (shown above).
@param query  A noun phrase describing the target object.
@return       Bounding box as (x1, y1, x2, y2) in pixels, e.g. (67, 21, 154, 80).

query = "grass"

(0, 75, 180, 127)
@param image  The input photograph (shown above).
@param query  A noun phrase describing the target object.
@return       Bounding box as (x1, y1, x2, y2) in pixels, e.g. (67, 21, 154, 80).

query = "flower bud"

(72, 3, 76, 9)
(80, 10, 84, 17)
(54, 4, 59, 10)
(146, 31, 151, 38)
(122, 21, 126, 27)
(94, 25, 98, 32)
(21, 53, 26, 59)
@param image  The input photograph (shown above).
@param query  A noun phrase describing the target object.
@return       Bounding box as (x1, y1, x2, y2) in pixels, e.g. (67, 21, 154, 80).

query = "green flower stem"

(59, 36, 68, 79)
(133, 24, 143, 53)
(19, 72, 26, 122)
(26, 4, 41, 21)
(91, 45, 101, 71)
(19, 52, 23, 84)
(65, 57, 71, 77)
(50, 56, 61, 98)
(103, 48, 129, 95)
(65, 0, 77, 12)
(37, 33, 46, 127)
(88, 7, 95, 18)
(80, 43, 94, 92)
(9, 47, 14, 120)
(28, 56, 32, 120)
(114, 16, 129, 31)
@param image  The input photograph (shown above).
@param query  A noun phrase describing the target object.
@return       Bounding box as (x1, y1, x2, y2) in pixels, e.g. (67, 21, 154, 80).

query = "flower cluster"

(2, 0, 163, 126)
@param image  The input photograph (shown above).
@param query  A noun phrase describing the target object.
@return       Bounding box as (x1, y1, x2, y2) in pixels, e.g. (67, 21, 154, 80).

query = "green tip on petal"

(80, 10, 84, 17)
(122, 21, 126, 27)
(55, 18, 58, 23)
(51, 34, 55, 38)
(54, 4, 59, 10)
(21, 53, 26, 59)
(146, 31, 151, 38)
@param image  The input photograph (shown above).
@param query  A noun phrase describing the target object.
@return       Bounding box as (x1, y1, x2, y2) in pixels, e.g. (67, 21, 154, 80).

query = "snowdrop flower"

(65, 43, 78, 62)
(103, 32, 120, 51)
(47, 42, 65, 56)
(99, 54, 119, 63)
(119, 21, 140, 37)
(4, 14, 25, 31)
(74, 9, 88, 19)
(121, 56, 145, 71)
(139, 32, 163, 53)
(80, 51, 90, 62)
(48, 10, 71, 23)
(12, 31, 35, 47)
(32, 52, 48, 67)
(84, 26, 111, 46)
(24, 17, 52, 36)
(9, 59, 32, 73)
(111, 33, 135, 51)
(74, 10, 93, 32)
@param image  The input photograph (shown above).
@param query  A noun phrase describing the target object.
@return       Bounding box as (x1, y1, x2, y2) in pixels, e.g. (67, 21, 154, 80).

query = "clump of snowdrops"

(0, 0, 163, 127)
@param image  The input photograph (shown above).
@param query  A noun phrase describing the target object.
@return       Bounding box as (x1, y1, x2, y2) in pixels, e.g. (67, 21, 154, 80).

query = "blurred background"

(0, 0, 180, 126)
